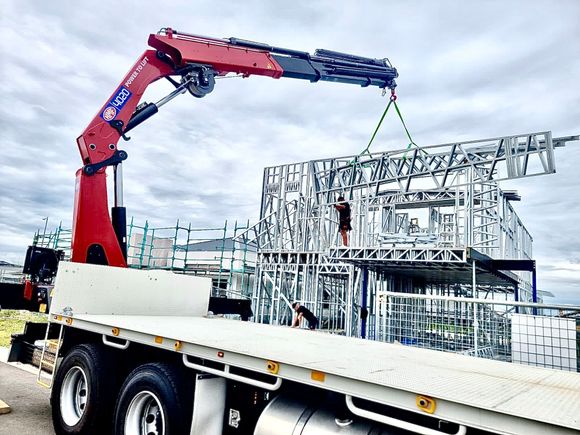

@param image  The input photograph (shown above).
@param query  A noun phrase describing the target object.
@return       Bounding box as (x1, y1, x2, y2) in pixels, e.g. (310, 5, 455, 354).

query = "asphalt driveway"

(0, 361, 54, 435)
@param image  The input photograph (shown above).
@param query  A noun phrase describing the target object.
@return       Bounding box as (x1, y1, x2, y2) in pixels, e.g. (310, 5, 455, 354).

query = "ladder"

(36, 322, 64, 388)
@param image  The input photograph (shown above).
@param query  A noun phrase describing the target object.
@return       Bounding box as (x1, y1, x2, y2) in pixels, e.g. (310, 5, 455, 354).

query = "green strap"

(393, 100, 428, 161)
(361, 99, 393, 157)
(393, 100, 415, 152)
(349, 99, 393, 166)
(350, 96, 426, 166)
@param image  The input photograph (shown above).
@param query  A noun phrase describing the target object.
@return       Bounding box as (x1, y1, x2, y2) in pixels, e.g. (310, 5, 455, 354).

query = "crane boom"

(72, 28, 398, 267)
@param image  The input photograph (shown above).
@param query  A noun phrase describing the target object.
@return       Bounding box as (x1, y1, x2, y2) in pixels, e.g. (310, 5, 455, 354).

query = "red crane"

(71, 28, 398, 266)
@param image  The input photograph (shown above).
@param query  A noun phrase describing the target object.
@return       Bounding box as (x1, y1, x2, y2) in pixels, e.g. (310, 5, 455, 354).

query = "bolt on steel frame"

(239, 132, 579, 351)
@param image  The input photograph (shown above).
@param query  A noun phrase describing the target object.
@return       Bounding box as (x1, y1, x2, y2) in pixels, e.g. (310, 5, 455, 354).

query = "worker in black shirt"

(291, 302, 318, 330)
(334, 195, 352, 246)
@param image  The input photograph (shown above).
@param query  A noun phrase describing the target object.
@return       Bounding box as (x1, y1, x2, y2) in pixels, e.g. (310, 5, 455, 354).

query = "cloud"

(0, 0, 579, 304)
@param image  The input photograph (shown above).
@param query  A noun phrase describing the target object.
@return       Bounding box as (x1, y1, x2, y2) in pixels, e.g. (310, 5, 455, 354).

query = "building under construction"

(238, 131, 579, 369)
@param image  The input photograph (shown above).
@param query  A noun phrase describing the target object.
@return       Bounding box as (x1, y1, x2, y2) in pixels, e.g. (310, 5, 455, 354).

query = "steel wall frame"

(247, 132, 576, 343)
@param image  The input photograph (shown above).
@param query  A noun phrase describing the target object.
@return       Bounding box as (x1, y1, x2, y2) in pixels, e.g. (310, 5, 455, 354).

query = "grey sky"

(0, 0, 579, 303)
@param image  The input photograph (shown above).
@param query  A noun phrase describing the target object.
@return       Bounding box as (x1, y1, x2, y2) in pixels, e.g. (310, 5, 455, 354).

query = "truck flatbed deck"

(54, 313, 580, 434)
(48, 262, 580, 434)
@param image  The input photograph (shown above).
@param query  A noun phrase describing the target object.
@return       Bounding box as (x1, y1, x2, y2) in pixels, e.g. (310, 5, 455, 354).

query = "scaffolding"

(33, 219, 256, 299)
(32, 221, 72, 258)
(237, 131, 580, 359)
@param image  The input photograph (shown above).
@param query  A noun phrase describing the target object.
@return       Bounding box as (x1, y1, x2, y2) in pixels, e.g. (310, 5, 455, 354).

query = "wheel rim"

(60, 366, 89, 426)
(124, 391, 165, 435)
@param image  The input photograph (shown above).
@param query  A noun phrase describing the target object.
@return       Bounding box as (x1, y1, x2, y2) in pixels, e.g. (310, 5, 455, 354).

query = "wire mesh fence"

(373, 292, 579, 372)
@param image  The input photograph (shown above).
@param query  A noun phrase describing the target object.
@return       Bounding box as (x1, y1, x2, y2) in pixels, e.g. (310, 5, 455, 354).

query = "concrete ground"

(0, 360, 55, 435)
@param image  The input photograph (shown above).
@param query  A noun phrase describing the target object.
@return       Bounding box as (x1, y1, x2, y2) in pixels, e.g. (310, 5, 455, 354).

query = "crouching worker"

(291, 302, 318, 330)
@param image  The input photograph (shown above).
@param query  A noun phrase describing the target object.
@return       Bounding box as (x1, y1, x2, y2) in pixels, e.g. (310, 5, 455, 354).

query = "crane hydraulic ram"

(73, 28, 398, 267)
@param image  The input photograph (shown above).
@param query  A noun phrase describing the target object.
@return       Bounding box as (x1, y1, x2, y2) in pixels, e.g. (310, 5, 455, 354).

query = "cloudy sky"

(0, 1, 579, 303)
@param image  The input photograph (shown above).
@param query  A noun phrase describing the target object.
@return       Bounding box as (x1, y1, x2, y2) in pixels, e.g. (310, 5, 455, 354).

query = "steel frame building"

(238, 132, 578, 344)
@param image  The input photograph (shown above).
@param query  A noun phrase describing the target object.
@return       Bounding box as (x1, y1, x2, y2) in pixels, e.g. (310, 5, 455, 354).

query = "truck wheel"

(51, 343, 117, 435)
(113, 362, 193, 435)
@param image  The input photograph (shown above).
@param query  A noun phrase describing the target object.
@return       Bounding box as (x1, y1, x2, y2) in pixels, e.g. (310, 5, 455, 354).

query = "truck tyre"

(51, 343, 117, 435)
(113, 362, 193, 435)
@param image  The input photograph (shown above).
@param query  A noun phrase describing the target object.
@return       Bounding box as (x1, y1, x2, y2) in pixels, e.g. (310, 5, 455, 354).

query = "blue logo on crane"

(101, 86, 133, 121)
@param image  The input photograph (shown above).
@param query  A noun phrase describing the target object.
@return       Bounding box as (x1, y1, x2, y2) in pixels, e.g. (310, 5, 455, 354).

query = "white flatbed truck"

(38, 262, 580, 434)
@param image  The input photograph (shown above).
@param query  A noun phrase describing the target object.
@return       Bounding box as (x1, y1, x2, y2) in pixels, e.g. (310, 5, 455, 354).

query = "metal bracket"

(345, 395, 466, 435)
(102, 334, 130, 350)
(182, 354, 282, 391)
(109, 120, 131, 141)
(83, 150, 128, 176)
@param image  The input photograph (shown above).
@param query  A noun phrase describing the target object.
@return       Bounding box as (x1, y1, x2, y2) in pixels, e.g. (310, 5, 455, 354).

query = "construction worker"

(334, 196, 352, 246)
(291, 302, 318, 330)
